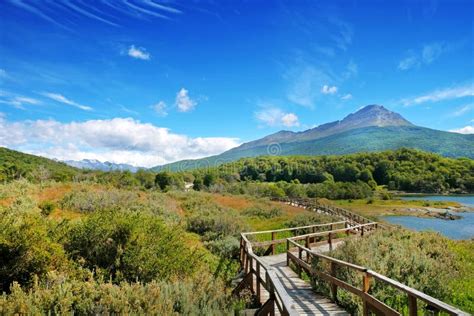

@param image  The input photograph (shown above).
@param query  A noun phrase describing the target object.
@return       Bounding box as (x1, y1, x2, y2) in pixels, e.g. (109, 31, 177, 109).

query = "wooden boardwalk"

(257, 251, 348, 316)
(235, 199, 469, 316)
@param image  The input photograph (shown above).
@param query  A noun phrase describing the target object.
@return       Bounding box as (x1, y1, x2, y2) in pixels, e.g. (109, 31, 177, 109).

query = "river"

(381, 195, 474, 240)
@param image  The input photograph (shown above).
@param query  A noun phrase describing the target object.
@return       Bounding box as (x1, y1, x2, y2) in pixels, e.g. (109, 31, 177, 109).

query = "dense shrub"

(242, 206, 283, 219)
(0, 206, 70, 292)
(60, 188, 139, 213)
(312, 230, 467, 314)
(38, 200, 56, 216)
(65, 210, 203, 283)
(0, 273, 232, 315)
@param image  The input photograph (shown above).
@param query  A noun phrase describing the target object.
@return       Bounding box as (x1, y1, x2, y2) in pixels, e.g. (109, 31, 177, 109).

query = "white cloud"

(42, 92, 93, 111)
(0, 95, 42, 109)
(0, 116, 240, 167)
(398, 42, 458, 71)
(286, 63, 333, 108)
(422, 42, 444, 64)
(343, 60, 358, 79)
(401, 83, 474, 106)
(153, 101, 167, 117)
(255, 108, 300, 127)
(341, 93, 352, 100)
(0, 69, 7, 78)
(452, 104, 473, 117)
(398, 55, 419, 70)
(449, 125, 474, 134)
(321, 85, 338, 95)
(128, 45, 151, 60)
(175, 88, 196, 112)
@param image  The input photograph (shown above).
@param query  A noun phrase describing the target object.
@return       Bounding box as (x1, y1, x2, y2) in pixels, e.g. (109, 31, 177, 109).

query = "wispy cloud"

(7, 0, 70, 30)
(398, 41, 462, 71)
(6, 0, 182, 29)
(61, 1, 119, 27)
(285, 62, 334, 108)
(398, 53, 419, 71)
(127, 45, 151, 60)
(451, 104, 473, 117)
(341, 93, 352, 100)
(0, 91, 42, 109)
(255, 108, 300, 127)
(321, 85, 338, 95)
(449, 125, 474, 134)
(175, 88, 196, 112)
(41, 92, 93, 111)
(401, 83, 474, 106)
(152, 101, 168, 117)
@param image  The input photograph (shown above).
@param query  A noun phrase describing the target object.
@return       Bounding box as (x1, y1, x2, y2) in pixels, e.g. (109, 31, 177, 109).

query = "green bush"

(0, 206, 70, 292)
(242, 206, 283, 219)
(312, 230, 467, 314)
(38, 200, 56, 216)
(64, 209, 203, 283)
(60, 188, 139, 213)
(0, 273, 232, 315)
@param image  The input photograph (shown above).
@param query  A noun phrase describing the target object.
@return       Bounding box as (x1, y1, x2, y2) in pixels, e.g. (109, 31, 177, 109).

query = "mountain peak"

(342, 104, 413, 127)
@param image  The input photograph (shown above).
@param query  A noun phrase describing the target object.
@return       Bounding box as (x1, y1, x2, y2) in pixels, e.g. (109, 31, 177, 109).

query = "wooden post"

(271, 231, 276, 255)
(330, 262, 338, 302)
(362, 273, 371, 316)
(286, 239, 290, 266)
(264, 273, 276, 316)
(249, 256, 254, 292)
(239, 237, 244, 267)
(244, 249, 248, 273)
(328, 232, 333, 251)
(361, 226, 365, 237)
(256, 261, 261, 303)
(305, 236, 310, 250)
(408, 294, 417, 316)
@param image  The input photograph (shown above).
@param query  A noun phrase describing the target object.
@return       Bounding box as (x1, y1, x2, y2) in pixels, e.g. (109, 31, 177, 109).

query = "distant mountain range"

(64, 159, 143, 172)
(151, 105, 474, 171)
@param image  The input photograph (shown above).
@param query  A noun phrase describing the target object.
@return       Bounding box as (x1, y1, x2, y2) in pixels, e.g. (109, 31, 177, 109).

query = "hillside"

(0, 147, 79, 181)
(153, 105, 474, 171)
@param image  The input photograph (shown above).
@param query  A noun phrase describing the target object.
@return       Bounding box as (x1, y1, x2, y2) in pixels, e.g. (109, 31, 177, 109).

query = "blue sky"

(0, 0, 473, 167)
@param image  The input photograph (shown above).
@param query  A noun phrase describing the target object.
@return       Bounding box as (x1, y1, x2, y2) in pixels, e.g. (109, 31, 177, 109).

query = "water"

(399, 195, 474, 206)
(382, 195, 474, 240)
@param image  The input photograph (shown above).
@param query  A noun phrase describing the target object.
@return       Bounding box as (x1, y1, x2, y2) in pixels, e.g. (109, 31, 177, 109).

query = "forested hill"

(190, 148, 474, 194)
(153, 105, 474, 171)
(0, 147, 79, 181)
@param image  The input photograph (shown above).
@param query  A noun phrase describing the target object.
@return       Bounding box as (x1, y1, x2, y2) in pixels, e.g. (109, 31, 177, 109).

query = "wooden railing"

(273, 197, 375, 226)
(235, 200, 468, 316)
(237, 232, 299, 316)
(237, 221, 365, 315)
(286, 224, 469, 316)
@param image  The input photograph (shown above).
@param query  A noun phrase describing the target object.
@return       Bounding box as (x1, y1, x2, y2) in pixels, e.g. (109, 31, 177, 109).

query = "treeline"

(2, 147, 473, 198)
(187, 148, 474, 195)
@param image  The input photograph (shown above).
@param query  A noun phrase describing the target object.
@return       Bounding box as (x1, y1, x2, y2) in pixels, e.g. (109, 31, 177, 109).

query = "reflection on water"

(383, 195, 474, 240)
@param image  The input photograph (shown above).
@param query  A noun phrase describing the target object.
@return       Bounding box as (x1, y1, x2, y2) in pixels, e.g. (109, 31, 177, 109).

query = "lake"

(382, 195, 474, 240)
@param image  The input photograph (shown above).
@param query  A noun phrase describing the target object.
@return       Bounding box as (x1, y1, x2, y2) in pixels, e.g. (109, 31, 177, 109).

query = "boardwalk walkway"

(234, 198, 468, 316)
(257, 246, 348, 316)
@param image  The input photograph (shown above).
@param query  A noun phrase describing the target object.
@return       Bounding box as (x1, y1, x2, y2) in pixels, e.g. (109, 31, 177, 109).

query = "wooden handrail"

(236, 199, 468, 316)
(242, 221, 347, 236)
(239, 233, 299, 315)
(286, 230, 469, 316)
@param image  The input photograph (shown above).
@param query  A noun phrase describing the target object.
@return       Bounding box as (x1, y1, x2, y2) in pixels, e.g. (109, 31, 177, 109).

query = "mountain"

(64, 159, 142, 172)
(0, 147, 79, 181)
(152, 105, 474, 171)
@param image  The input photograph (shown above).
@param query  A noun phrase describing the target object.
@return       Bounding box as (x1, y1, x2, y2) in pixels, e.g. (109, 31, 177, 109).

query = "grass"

(330, 198, 460, 218)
